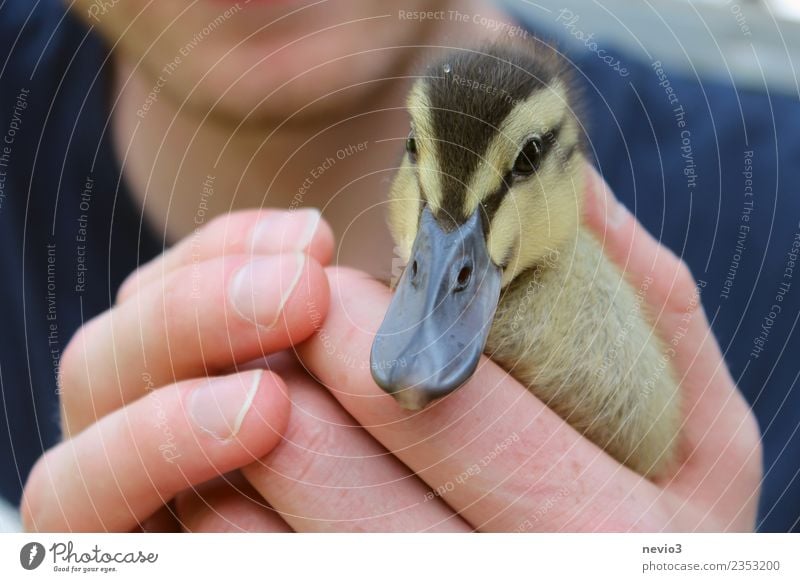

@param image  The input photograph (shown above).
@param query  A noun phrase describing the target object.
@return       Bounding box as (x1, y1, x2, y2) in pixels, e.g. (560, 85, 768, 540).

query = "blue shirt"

(0, 0, 161, 507)
(1, 0, 799, 531)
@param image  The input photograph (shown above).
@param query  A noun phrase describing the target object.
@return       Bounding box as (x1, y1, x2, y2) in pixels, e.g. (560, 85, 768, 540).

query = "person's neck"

(112, 56, 412, 274)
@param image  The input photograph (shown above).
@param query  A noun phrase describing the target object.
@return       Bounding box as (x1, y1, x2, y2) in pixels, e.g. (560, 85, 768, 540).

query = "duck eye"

(406, 130, 418, 163)
(512, 137, 543, 176)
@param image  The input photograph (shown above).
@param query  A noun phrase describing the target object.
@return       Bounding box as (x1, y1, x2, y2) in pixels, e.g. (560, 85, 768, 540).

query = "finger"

(584, 167, 761, 523)
(21, 369, 290, 532)
(60, 253, 328, 435)
(175, 474, 293, 532)
(297, 268, 666, 532)
(242, 353, 470, 532)
(584, 171, 760, 449)
(118, 208, 333, 303)
(136, 505, 181, 533)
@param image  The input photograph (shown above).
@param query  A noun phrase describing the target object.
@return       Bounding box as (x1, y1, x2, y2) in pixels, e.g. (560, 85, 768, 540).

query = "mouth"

(370, 206, 502, 410)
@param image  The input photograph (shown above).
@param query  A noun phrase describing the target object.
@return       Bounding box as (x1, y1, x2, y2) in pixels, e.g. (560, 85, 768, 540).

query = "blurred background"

(502, 0, 799, 94)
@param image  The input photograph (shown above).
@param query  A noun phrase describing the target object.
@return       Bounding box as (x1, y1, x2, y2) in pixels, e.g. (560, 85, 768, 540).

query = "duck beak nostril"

(454, 263, 473, 292)
(370, 206, 502, 409)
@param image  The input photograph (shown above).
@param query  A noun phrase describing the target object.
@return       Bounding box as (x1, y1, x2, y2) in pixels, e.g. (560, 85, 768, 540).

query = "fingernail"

(189, 370, 263, 441)
(229, 253, 305, 328)
(250, 208, 321, 254)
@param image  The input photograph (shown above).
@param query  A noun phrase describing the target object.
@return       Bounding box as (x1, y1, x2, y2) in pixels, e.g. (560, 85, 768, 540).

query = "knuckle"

(673, 259, 696, 294)
(196, 210, 263, 257)
(276, 418, 335, 488)
(116, 273, 136, 303)
(663, 257, 700, 314)
(738, 408, 764, 478)
(57, 315, 110, 428)
(58, 328, 87, 401)
(160, 277, 196, 344)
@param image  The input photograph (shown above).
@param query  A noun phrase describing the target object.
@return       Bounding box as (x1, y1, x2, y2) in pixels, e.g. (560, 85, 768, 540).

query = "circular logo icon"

(19, 542, 46, 570)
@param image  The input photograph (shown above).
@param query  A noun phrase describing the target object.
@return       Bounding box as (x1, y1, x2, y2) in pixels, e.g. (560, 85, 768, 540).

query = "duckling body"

(371, 40, 680, 477)
(488, 227, 679, 476)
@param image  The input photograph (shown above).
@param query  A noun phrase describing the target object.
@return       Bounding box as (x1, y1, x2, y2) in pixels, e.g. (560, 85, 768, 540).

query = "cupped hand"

(23, 169, 763, 533)
(175, 168, 762, 532)
(21, 208, 333, 532)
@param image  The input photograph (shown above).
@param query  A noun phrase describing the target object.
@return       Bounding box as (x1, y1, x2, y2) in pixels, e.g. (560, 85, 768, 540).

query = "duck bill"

(371, 206, 502, 410)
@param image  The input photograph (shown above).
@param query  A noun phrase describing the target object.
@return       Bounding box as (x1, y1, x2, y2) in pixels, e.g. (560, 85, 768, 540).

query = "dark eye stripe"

(479, 119, 575, 227)
(480, 171, 513, 226)
(537, 117, 565, 161)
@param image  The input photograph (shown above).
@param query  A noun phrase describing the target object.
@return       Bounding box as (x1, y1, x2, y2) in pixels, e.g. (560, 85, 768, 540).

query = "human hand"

(21, 208, 334, 531)
(24, 169, 762, 532)
(212, 167, 762, 532)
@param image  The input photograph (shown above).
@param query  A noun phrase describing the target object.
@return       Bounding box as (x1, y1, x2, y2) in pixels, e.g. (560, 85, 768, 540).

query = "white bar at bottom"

(0, 533, 797, 580)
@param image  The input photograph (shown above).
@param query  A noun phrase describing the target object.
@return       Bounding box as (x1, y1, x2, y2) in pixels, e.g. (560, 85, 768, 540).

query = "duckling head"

(371, 42, 586, 410)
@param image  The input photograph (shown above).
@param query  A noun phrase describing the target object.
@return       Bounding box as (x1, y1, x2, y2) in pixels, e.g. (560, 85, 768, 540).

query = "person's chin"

(182, 45, 411, 126)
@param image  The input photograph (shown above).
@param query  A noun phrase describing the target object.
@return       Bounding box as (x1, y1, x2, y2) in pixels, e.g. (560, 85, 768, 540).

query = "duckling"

(370, 41, 681, 477)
